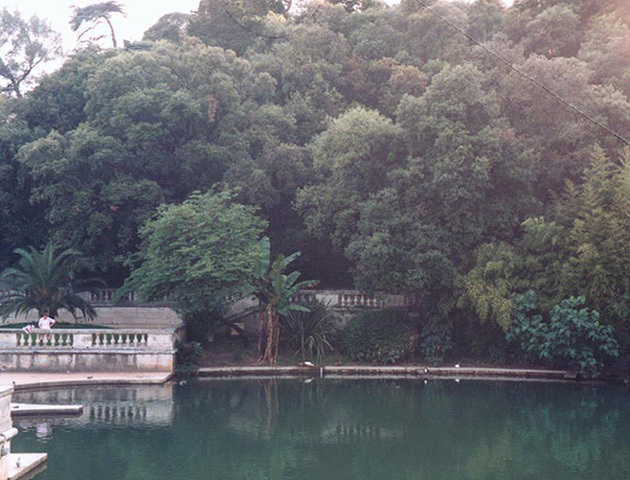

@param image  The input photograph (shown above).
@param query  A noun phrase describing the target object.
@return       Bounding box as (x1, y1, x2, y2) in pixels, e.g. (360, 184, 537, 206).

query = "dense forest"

(1, 0, 630, 369)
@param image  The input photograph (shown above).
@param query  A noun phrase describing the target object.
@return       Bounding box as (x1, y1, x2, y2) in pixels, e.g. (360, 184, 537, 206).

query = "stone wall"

(0, 386, 17, 480)
(0, 327, 184, 373)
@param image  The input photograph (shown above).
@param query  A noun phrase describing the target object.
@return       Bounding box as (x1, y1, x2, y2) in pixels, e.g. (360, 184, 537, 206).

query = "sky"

(5, 0, 202, 52)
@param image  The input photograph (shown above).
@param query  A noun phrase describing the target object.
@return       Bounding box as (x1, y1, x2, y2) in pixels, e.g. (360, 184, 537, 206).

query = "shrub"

(175, 341, 204, 377)
(507, 291, 619, 377)
(279, 299, 336, 362)
(340, 309, 417, 364)
(419, 321, 453, 366)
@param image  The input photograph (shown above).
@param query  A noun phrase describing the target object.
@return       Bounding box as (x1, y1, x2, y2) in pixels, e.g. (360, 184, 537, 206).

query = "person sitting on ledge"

(38, 310, 56, 345)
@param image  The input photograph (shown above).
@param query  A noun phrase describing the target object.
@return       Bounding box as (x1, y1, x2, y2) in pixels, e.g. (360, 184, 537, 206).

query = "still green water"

(11, 379, 630, 480)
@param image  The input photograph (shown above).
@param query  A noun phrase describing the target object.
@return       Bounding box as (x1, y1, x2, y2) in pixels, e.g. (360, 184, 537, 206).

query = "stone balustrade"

(0, 327, 183, 373)
(290, 290, 409, 309)
(77, 288, 412, 308)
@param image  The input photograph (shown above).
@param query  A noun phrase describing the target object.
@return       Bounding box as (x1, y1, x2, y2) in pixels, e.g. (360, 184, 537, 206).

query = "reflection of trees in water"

(168, 379, 630, 480)
(12, 380, 630, 480)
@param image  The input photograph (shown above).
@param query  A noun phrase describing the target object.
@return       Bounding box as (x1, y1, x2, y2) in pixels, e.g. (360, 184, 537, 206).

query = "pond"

(11, 378, 630, 480)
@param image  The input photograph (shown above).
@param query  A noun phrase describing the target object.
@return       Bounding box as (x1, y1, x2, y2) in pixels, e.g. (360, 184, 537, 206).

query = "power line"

(413, 0, 630, 147)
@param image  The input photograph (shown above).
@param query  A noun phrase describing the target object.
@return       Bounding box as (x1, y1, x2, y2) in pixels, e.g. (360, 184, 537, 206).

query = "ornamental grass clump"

(279, 299, 336, 362)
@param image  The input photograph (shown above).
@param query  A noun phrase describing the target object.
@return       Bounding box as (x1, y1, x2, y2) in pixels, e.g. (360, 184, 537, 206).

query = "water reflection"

(10, 379, 630, 480)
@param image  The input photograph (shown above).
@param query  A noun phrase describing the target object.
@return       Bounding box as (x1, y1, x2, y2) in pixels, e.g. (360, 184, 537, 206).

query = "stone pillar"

(0, 386, 47, 480)
(0, 385, 17, 480)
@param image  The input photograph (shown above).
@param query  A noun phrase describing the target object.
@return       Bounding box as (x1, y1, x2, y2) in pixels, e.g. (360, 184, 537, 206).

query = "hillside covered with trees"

(1, 0, 630, 370)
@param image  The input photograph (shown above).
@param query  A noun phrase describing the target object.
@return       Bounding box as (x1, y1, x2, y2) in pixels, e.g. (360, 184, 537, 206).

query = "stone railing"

(290, 290, 409, 309)
(1, 329, 176, 350)
(77, 289, 169, 306)
(87, 288, 136, 304)
(77, 288, 412, 308)
(222, 290, 414, 335)
(0, 327, 183, 373)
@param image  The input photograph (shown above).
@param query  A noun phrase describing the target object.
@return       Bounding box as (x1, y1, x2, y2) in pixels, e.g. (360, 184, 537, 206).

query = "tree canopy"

(120, 190, 267, 321)
(1, 0, 630, 364)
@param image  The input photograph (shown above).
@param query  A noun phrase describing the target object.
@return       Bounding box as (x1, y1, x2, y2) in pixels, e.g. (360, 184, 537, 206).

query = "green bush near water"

(419, 321, 453, 366)
(175, 341, 204, 377)
(340, 309, 418, 364)
(507, 291, 619, 377)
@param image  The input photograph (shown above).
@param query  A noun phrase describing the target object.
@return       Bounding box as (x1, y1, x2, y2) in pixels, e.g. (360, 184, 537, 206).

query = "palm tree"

(251, 237, 317, 365)
(0, 244, 98, 322)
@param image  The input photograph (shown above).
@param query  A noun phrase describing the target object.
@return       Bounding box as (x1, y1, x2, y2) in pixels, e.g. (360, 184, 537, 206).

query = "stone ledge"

(1, 372, 174, 392)
(7, 453, 47, 480)
(198, 365, 572, 380)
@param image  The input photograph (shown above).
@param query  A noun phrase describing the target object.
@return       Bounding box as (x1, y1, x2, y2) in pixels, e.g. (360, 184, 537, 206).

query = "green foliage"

(175, 341, 204, 377)
(121, 190, 267, 319)
(279, 299, 336, 361)
(250, 236, 318, 364)
(458, 242, 522, 331)
(0, 8, 62, 97)
(507, 291, 619, 377)
(340, 309, 418, 364)
(2, 0, 630, 368)
(143, 13, 192, 44)
(0, 243, 98, 322)
(555, 148, 630, 324)
(70, 1, 125, 48)
(419, 321, 453, 366)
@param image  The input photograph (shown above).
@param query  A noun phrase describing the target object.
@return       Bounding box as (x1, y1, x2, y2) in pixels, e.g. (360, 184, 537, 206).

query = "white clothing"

(38, 316, 55, 330)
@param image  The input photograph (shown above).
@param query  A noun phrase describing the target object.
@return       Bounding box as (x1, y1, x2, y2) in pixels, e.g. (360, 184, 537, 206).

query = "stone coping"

(0, 372, 174, 392)
(7, 453, 47, 480)
(198, 365, 574, 380)
(0, 366, 577, 393)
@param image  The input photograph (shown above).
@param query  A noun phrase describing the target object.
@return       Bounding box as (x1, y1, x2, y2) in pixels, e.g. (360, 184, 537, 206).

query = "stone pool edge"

(198, 366, 575, 381)
(0, 372, 174, 393)
(0, 366, 580, 393)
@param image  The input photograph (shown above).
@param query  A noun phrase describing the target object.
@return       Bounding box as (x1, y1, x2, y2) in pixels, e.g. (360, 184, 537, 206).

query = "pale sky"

(5, 0, 202, 53)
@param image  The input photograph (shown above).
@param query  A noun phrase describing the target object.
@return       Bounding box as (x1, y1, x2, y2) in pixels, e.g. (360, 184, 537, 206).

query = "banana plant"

(251, 237, 317, 364)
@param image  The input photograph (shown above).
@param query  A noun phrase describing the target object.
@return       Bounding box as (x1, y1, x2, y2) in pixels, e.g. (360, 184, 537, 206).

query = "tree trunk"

(257, 302, 266, 359)
(260, 302, 279, 365)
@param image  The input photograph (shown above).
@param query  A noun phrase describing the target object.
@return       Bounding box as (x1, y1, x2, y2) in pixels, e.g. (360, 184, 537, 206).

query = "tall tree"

(0, 8, 62, 97)
(70, 1, 125, 48)
(120, 190, 267, 326)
